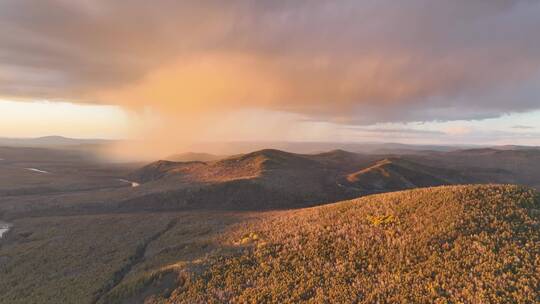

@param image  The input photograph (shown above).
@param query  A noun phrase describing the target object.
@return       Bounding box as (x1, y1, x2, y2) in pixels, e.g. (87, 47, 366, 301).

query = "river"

(0, 221, 11, 239)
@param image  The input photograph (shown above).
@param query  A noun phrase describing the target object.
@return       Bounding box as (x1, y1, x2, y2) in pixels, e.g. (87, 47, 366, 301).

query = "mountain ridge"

(104, 185, 540, 304)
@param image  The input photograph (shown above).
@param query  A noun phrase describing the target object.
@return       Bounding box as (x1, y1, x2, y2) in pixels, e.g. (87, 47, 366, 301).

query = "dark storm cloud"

(1, 0, 540, 123)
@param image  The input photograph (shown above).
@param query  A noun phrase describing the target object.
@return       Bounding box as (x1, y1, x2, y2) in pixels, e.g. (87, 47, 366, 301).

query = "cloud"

(344, 126, 444, 136)
(1, 0, 540, 153)
(444, 126, 474, 136)
(445, 129, 540, 145)
(512, 125, 535, 129)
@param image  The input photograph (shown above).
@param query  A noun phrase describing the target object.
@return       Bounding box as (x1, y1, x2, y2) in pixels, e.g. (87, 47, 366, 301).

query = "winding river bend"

(118, 179, 140, 188)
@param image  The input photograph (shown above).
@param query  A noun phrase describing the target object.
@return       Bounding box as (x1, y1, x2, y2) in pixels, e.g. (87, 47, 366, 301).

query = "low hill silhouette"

(344, 157, 469, 192)
(164, 152, 225, 162)
(3, 148, 539, 218)
(122, 148, 534, 212)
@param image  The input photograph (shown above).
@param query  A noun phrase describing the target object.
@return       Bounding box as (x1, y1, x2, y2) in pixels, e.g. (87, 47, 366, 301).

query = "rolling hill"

(343, 157, 469, 192)
(121, 149, 378, 211)
(122, 148, 530, 213)
(408, 148, 540, 189)
(2, 145, 540, 304)
(100, 185, 540, 303)
(164, 152, 226, 162)
(2, 147, 539, 219)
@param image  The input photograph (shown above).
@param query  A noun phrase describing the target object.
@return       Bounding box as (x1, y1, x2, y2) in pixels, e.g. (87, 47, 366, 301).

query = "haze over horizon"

(1, 0, 540, 158)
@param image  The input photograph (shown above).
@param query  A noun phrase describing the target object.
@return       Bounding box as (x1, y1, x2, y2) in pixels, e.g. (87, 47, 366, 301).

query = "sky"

(1, 1, 539, 156)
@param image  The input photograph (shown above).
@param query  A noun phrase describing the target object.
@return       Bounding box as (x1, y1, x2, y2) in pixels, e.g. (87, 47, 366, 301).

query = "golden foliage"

(162, 185, 540, 304)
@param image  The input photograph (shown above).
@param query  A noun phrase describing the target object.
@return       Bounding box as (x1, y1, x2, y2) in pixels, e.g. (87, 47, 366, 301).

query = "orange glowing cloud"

(2, 0, 540, 159)
(101, 51, 456, 120)
(3, 0, 540, 124)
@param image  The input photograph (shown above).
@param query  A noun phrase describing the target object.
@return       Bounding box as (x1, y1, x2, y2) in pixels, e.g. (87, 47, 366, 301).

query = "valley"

(0, 145, 539, 303)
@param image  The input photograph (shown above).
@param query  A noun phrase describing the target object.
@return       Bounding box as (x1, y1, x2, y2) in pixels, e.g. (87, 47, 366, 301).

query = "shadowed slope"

(2, 148, 538, 218)
(344, 157, 469, 192)
(408, 148, 540, 189)
(120, 149, 371, 211)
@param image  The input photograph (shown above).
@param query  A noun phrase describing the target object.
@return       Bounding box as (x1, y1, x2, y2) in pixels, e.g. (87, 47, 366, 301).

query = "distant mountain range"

(2, 145, 539, 218)
(119, 147, 540, 212)
(0, 136, 112, 147)
(1, 136, 538, 157)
